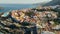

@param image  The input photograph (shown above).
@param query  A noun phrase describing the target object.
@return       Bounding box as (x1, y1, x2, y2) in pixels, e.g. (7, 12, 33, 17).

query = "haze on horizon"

(0, 0, 52, 4)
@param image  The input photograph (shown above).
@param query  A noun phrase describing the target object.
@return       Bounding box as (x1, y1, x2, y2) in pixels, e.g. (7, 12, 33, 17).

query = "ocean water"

(0, 4, 39, 12)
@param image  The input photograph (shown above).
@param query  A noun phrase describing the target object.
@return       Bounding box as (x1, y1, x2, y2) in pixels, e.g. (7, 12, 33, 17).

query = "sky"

(0, 0, 52, 4)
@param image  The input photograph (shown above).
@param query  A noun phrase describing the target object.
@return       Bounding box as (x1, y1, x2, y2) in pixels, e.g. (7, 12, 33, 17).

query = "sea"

(0, 4, 39, 12)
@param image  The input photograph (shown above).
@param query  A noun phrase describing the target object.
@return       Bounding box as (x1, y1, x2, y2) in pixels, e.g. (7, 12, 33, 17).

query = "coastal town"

(0, 6, 60, 34)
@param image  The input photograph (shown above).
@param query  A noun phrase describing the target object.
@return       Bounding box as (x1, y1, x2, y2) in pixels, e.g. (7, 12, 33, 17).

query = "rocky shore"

(0, 5, 60, 34)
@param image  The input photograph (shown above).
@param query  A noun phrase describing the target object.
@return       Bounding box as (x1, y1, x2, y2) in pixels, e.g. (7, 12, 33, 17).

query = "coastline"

(0, 5, 60, 34)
